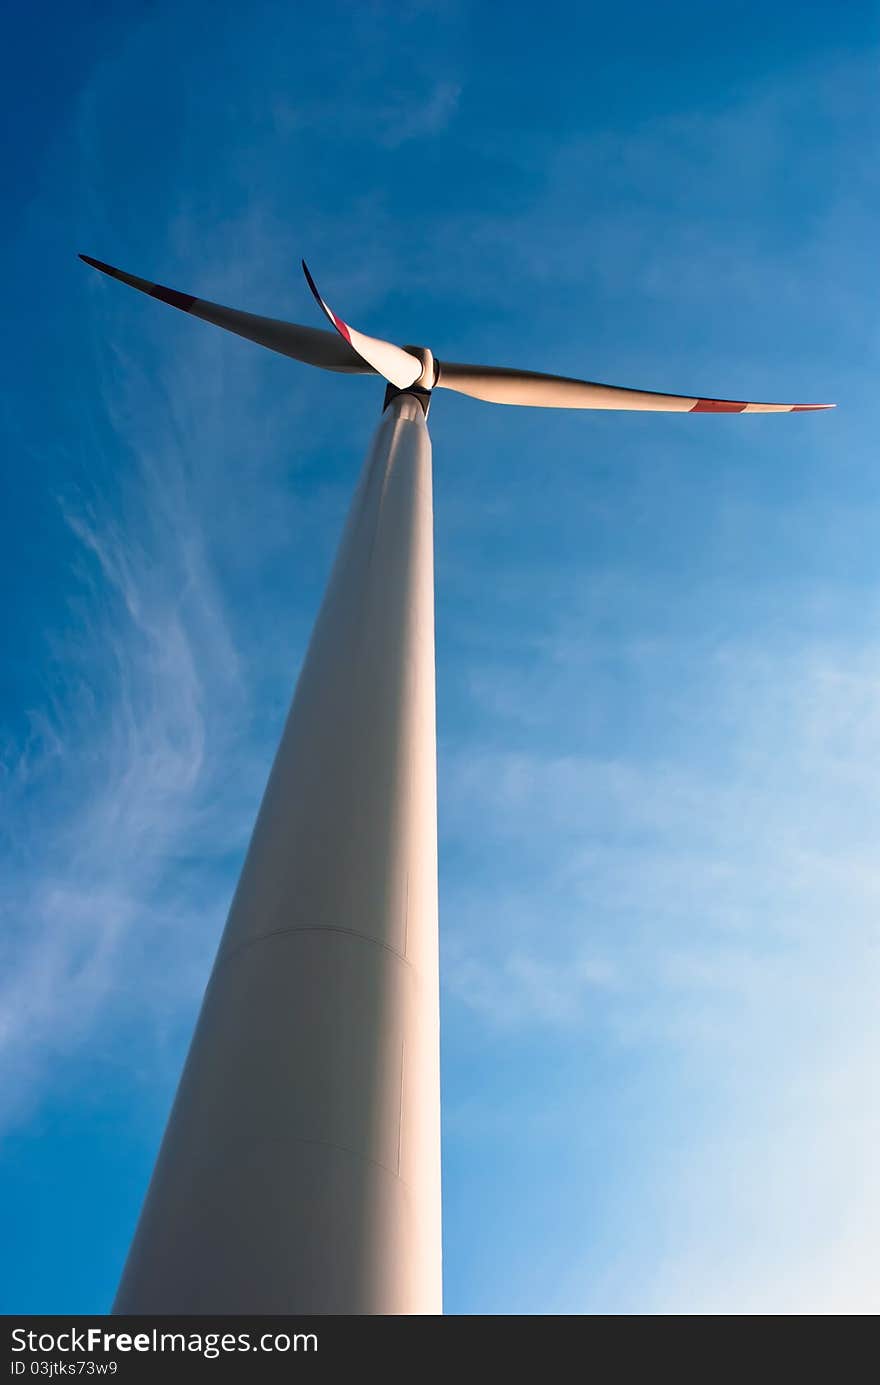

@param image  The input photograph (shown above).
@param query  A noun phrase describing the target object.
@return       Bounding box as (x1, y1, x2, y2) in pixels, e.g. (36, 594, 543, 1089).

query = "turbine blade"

(79, 254, 372, 374)
(302, 261, 423, 391)
(434, 361, 835, 413)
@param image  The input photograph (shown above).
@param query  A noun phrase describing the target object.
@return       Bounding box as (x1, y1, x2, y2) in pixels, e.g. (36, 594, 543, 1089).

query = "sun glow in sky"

(2, 0, 878, 1314)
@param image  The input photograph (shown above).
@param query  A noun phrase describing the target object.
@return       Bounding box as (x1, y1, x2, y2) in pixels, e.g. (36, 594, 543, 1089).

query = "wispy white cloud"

(0, 468, 247, 1130)
(274, 78, 461, 149)
(378, 80, 461, 148)
(445, 943, 620, 1030)
(0, 208, 313, 1135)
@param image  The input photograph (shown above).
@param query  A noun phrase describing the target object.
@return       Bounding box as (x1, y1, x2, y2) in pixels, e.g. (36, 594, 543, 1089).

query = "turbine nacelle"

(79, 254, 835, 416)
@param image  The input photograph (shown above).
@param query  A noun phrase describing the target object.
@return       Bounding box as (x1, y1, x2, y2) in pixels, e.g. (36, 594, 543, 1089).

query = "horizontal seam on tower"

(210, 923, 413, 980)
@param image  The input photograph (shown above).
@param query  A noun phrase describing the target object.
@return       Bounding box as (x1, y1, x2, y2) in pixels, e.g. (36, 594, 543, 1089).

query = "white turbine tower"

(80, 253, 833, 1315)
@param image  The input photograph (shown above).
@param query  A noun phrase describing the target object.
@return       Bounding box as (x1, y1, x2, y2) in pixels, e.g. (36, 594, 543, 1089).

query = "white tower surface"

(114, 395, 442, 1314)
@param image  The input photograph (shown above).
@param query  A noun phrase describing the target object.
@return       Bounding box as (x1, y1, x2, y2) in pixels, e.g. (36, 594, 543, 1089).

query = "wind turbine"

(79, 252, 833, 1315)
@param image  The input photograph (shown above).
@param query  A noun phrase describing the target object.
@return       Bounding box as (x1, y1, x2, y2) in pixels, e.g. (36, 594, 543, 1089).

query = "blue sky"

(2, 0, 878, 1314)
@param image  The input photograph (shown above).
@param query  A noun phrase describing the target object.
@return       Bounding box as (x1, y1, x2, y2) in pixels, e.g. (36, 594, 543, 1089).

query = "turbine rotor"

(79, 253, 835, 415)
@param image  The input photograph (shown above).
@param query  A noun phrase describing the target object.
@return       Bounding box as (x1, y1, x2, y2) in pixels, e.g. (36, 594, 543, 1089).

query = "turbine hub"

(402, 345, 436, 390)
(381, 345, 436, 417)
